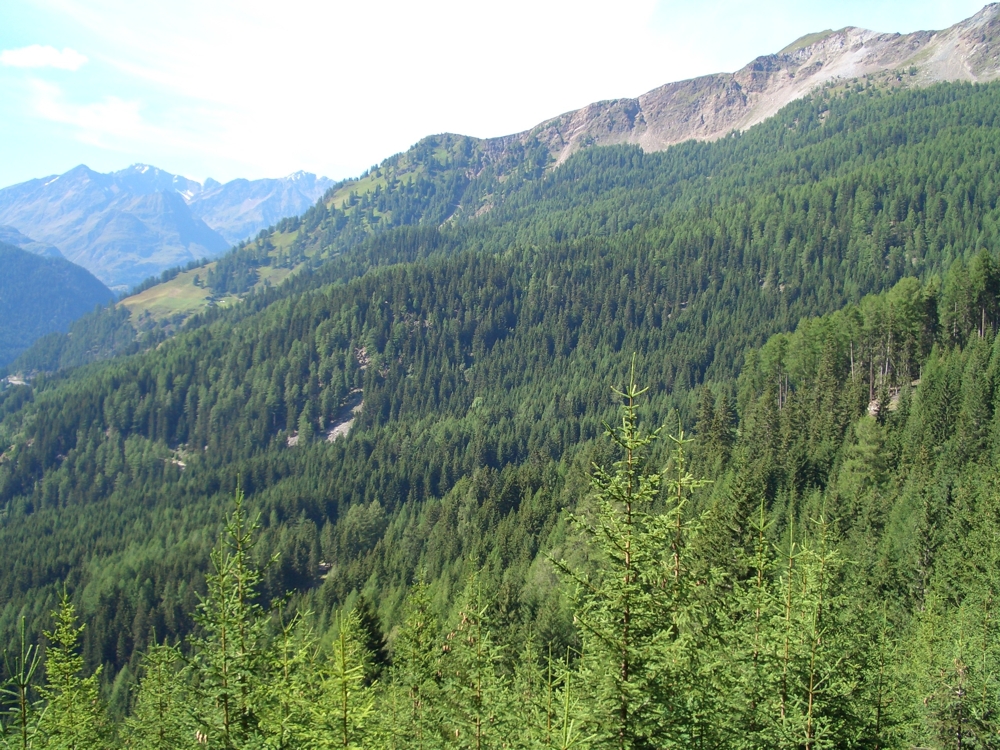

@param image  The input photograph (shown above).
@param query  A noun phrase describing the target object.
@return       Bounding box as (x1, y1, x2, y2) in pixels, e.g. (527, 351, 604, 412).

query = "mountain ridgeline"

(5, 3, 1000, 299)
(0, 225, 63, 258)
(6, 77, 1000, 746)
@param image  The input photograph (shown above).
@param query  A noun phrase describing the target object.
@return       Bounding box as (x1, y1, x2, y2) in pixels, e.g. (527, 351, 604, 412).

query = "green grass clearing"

(121, 266, 238, 323)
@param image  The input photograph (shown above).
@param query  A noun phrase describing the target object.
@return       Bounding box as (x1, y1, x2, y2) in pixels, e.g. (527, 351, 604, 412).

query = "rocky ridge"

(500, 4, 1000, 163)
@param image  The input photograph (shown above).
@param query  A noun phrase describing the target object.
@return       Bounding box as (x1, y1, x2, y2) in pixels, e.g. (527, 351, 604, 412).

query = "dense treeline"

(4, 80, 1000, 736)
(7, 306, 155, 376)
(9, 338, 1000, 747)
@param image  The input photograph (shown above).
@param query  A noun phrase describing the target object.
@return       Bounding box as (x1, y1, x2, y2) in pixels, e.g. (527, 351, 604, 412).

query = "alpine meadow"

(10, 15, 1000, 749)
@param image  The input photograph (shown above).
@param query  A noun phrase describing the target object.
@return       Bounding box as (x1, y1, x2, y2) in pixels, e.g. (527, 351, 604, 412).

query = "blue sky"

(0, 0, 987, 188)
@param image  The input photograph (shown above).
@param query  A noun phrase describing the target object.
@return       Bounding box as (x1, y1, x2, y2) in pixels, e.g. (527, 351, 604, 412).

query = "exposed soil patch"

(326, 389, 363, 442)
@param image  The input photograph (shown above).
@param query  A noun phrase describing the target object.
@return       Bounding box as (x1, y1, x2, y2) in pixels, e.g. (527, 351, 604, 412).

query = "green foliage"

(306, 610, 377, 749)
(13, 342, 1000, 747)
(188, 488, 270, 748)
(556, 369, 711, 748)
(36, 595, 109, 749)
(11, 305, 143, 375)
(382, 582, 441, 749)
(438, 574, 512, 749)
(123, 642, 193, 750)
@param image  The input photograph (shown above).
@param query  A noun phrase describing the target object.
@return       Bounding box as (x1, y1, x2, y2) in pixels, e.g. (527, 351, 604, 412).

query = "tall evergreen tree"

(36, 595, 109, 750)
(124, 641, 194, 750)
(557, 367, 710, 749)
(189, 488, 270, 749)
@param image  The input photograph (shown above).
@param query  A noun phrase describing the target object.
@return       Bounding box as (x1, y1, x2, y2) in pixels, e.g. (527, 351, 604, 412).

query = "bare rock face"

(500, 4, 1000, 163)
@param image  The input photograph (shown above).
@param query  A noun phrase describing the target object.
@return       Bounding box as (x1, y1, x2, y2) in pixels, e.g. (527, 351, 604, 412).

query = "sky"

(0, 0, 988, 189)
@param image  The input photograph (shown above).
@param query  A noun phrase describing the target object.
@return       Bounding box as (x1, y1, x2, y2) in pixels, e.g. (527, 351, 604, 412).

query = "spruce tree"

(306, 610, 376, 749)
(516, 645, 595, 750)
(557, 367, 709, 749)
(715, 500, 782, 749)
(36, 595, 109, 750)
(383, 582, 442, 750)
(439, 574, 511, 750)
(124, 641, 194, 750)
(254, 609, 317, 749)
(189, 488, 269, 749)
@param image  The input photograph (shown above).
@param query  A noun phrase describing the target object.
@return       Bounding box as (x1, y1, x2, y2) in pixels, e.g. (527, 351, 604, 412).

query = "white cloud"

(24, 78, 234, 167)
(0, 45, 88, 71)
(40, 0, 675, 180)
(30, 79, 151, 148)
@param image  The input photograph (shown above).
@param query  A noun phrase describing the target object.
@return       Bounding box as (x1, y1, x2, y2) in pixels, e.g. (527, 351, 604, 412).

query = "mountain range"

(188, 170, 335, 245)
(0, 165, 334, 290)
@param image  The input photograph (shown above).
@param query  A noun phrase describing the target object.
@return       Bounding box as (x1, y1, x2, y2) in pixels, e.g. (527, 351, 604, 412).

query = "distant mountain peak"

(0, 164, 335, 286)
(187, 171, 334, 244)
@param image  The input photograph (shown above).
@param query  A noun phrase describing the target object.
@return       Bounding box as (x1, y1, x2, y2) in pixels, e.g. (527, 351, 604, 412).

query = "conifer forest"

(8, 81, 1000, 747)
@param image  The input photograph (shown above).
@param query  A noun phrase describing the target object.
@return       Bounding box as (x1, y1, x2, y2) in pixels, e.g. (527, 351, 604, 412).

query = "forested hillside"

(0, 243, 114, 366)
(5, 81, 1000, 746)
